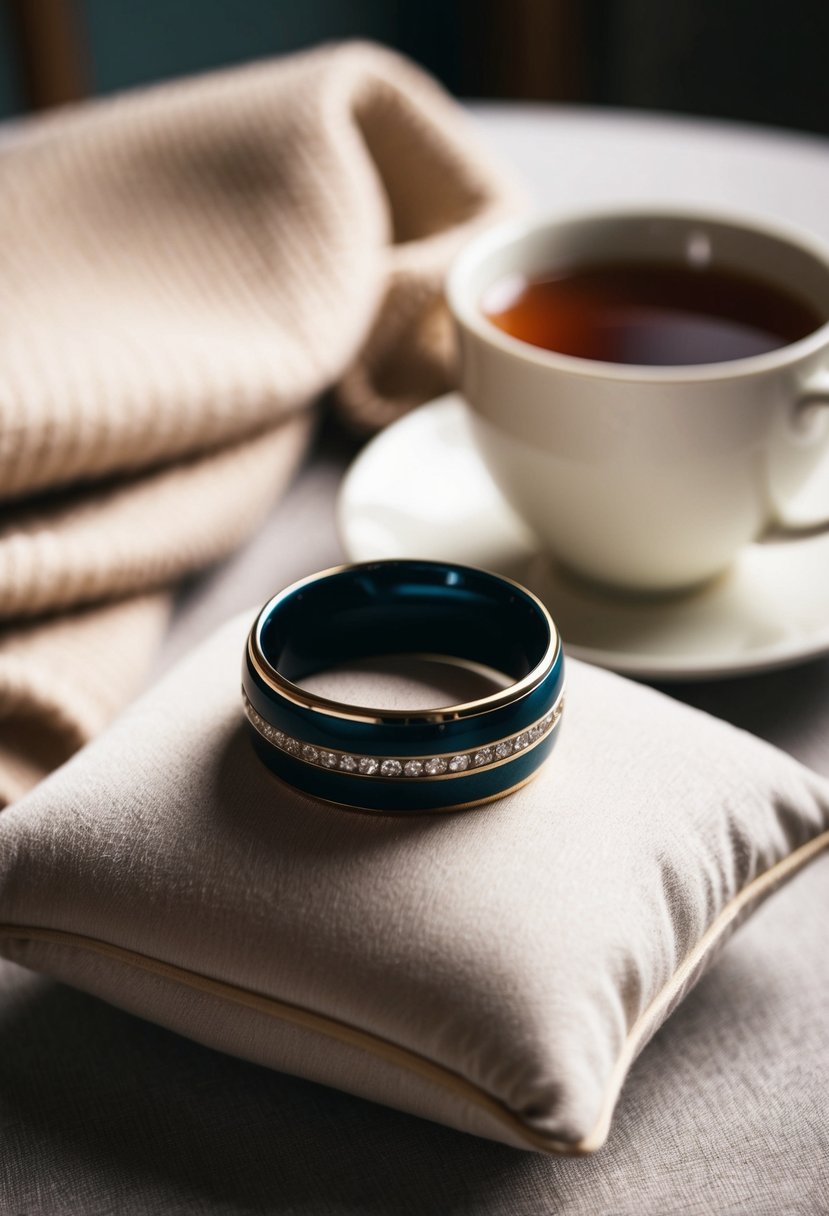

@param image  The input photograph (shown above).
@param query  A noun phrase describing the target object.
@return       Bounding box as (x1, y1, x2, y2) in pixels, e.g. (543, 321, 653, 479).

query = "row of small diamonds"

(243, 694, 564, 779)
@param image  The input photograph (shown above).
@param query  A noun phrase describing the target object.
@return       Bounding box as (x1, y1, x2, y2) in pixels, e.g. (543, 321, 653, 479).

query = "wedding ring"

(242, 560, 564, 813)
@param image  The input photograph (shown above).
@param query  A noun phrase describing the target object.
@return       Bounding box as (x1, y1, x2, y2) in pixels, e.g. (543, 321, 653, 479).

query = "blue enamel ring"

(242, 559, 564, 813)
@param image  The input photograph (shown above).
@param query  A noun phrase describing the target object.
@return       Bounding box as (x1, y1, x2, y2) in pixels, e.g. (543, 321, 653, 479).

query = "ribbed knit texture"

(0, 42, 521, 804)
(0, 595, 172, 807)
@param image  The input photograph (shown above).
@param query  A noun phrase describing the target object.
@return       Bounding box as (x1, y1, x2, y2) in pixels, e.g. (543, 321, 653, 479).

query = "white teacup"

(447, 208, 829, 594)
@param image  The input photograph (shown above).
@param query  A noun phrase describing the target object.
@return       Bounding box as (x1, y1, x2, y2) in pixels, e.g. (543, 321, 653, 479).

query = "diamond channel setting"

(243, 693, 564, 780)
(424, 757, 448, 776)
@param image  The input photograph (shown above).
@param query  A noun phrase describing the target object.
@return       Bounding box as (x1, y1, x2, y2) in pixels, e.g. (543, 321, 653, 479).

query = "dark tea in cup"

(448, 208, 829, 591)
(482, 260, 822, 366)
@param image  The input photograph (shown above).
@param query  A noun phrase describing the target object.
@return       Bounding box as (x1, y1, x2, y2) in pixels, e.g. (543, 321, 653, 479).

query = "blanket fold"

(0, 41, 520, 804)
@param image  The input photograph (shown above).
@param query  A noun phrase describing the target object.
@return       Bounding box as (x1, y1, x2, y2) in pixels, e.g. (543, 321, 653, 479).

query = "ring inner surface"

(259, 563, 550, 692)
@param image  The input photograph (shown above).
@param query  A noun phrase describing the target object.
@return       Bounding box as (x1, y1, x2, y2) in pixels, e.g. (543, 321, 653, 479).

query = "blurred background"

(1, 0, 828, 136)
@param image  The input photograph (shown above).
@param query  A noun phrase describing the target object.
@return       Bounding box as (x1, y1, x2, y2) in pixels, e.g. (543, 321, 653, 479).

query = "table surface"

(5, 105, 829, 1215)
(474, 103, 829, 239)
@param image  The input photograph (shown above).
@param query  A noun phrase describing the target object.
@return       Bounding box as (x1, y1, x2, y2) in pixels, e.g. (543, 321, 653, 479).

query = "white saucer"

(337, 394, 829, 680)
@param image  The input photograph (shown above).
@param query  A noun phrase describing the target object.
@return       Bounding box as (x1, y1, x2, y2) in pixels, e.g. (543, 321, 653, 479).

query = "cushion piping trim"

(1, 827, 827, 1155)
(579, 825, 829, 1150)
(0, 920, 575, 1155)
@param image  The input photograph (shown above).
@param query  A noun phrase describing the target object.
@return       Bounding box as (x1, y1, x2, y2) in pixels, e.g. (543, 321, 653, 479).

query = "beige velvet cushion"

(0, 611, 827, 1154)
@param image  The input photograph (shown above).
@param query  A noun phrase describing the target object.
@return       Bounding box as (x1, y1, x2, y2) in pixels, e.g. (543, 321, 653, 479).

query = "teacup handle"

(763, 369, 829, 540)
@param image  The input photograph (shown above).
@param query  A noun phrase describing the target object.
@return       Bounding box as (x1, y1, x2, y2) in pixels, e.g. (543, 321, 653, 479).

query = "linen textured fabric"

(0, 612, 827, 1154)
(1, 858, 827, 1212)
(0, 41, 519, 804)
